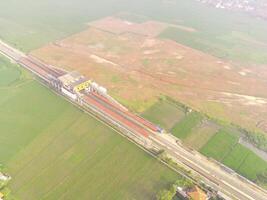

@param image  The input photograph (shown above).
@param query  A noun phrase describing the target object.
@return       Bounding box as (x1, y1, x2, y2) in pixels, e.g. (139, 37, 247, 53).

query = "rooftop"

(58, 71, 87, 87)
(187, 186, 207, 200)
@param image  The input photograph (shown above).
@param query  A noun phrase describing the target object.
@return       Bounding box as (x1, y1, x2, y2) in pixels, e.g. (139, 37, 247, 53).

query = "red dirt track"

(91, 92, 159, 132)
(84, 94, 150, 138)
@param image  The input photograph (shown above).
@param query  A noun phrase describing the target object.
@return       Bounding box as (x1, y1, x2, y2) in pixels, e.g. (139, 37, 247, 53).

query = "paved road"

(1, 39, 267, 200)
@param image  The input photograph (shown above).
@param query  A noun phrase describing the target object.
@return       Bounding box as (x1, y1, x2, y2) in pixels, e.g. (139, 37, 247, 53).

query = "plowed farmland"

(32, 17, 267, 135)
(0, 57, 180, 200)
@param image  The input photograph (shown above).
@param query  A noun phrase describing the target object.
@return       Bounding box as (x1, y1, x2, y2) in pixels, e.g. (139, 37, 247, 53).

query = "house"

(176, 185, 208, 200)
(187, 186, 208, 200)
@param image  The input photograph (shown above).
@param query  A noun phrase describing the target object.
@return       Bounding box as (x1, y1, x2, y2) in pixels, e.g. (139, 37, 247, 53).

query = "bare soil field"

(88, 16, 168, 37)
(31, 17, 267, 134)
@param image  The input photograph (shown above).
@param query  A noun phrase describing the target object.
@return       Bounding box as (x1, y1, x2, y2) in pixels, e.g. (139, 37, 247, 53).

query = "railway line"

(87, 91, 159, 133)
(1, 39, 267, 200)
(83, 94, 150, 138)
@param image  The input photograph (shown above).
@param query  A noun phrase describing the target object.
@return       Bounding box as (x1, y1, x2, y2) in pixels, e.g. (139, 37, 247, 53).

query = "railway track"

(88, 92, 159, 133)
(83, 94, 150, 138)
(21, 56, 64, 78)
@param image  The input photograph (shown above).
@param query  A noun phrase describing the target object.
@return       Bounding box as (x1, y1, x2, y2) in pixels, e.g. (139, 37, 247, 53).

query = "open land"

(32, 16, 267, 135)
(0, 56, 180, 199)
(1, 0, 267, 61)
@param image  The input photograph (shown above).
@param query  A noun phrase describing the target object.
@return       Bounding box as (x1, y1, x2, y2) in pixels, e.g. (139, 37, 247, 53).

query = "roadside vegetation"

(157, 178, 193, 200)
(243, 131, 267, 152)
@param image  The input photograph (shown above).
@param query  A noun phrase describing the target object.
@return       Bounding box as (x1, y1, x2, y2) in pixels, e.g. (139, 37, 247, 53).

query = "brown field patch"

(31, 19, 267, 134)
(184, 121, 219, 150)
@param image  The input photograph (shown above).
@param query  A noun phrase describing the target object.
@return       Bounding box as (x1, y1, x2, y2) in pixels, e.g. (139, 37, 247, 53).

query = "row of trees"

(243, 131, 267, 152)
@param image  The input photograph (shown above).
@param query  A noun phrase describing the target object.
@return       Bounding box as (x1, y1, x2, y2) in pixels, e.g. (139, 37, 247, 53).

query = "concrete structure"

(58, 71, 90, 92)
(90, 82, 107, 95)
(58, 71, 91, 100)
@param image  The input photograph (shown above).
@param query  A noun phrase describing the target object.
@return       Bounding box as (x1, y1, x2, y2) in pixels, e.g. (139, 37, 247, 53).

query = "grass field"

(222, 144, 251, 171)
(171, 112, 203, 139)
(160, 27, 267, 64)
(0, 58, 21, 86)
(0, 58, 181, 199)
(0, 0, 126, 52)
(142, 99, 185, 130)
(158, 1, 267, 64)
(238, 152, 267, 182)
(222, 144, 267, 182)
(183, 122, 218, 150)
(200, 129, 238, 161)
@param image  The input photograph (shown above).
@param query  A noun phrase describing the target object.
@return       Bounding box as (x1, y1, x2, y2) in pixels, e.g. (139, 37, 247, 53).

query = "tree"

(157, 189, 174, 200)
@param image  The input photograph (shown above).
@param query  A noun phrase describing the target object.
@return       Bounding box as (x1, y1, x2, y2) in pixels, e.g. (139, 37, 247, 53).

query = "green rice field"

(222, 144, 251, 171)
(238, 152, 267, 182)
(0, 57, 181, 199)
(171, 112, 203, 139)
(200, 130, 267, 183)
(200, 129, 239, 161)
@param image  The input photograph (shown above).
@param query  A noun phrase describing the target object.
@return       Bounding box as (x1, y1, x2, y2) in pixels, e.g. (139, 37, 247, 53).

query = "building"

(176, 186, 208, 200)
(58, 71, 91, 100)
(187, 186, 208, 200)
(58, 71, 91, 92)
(176, 186, 189, 199)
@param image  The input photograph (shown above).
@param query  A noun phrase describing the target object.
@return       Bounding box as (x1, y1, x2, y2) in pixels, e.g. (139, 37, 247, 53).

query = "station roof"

(58, 71, 87, 87)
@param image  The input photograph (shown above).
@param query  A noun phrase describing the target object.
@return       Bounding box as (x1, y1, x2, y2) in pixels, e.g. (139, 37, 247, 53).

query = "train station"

(58, 71, 92, 100)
